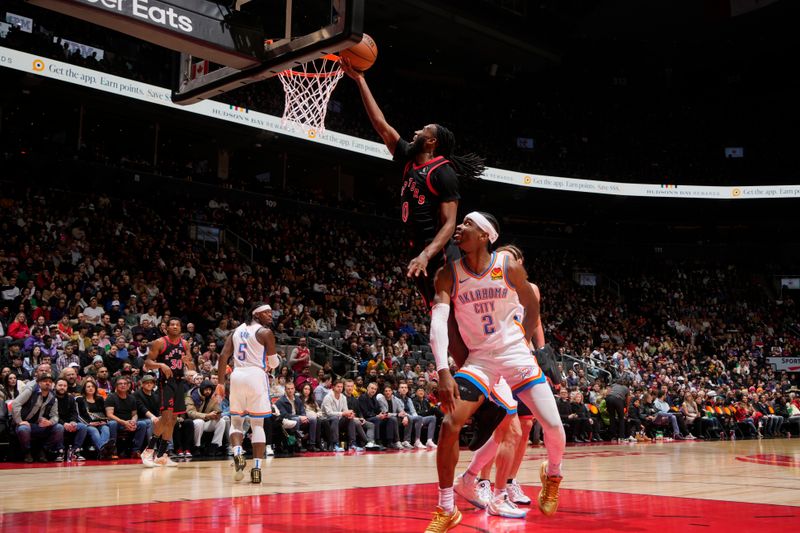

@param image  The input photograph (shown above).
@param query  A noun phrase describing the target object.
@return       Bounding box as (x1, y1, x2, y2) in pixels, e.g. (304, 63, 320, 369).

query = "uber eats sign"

(25, 0, 264, 68)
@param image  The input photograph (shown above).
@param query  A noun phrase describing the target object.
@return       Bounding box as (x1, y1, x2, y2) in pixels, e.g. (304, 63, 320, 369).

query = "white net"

(278, 55, 343, 136)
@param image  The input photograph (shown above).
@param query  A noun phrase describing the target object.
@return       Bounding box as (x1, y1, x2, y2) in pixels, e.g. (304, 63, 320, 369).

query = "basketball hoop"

(278, 54, 343, 136)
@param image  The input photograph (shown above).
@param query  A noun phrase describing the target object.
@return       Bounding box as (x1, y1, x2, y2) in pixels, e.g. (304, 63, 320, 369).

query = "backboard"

(25, 0, 364, 105)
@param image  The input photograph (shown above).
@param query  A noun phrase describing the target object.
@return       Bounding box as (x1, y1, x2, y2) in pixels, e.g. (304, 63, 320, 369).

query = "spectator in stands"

(343, 378, 374, 448)
(104, 376, 147, 457)
(294, 366, 319, 390)
(314, 374, 333, 406)
(133, 374, 160, 448)
(76, 379, 113, 459)
(289, 337, 311, 374)
(277, 381, 319, 452)
(654, 390, 685, 439)
(398, 382, 435, 449)
(320, 379, 360, 452)
(59, 366, 81, 395)
(186, 380, 225, 456)
(298, 382, 323, 448)
(357, 381, 394, 448)
(1, 372, 21, 401)
(54, 377, 87, 460)
(95, 366, 113, 395)
(9, 350, 31, 381)
(8, 313, 30, 341)
(12, 374, 63, 462)
(377, 384, 407, 449)
(569, 390, 595, 443)
(83, 297, 103, 325)
(55, 344, 80, 374)
(754, 394, 783, 437)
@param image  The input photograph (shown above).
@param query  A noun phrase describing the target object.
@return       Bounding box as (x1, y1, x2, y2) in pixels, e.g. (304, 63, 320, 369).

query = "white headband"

(252, 304, 272, 315)
(466, 212, 498, 244)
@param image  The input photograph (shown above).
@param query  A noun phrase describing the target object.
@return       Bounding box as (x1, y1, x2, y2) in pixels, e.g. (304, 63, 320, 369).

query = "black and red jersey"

(394, 138, 460, 251)
(157, 336, 187, 380)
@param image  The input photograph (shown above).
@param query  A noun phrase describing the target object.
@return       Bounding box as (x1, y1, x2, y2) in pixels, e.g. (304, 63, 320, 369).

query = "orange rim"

(281, 54, 340, 77)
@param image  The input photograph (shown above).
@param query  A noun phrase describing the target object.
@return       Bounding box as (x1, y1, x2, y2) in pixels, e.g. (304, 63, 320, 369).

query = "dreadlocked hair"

(433, 124, 486, 181)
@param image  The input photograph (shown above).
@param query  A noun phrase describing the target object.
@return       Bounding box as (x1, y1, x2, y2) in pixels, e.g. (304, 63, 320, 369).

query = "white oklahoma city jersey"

(451, 251, 529, 363)
(229, 322, 271, 417)
(232, 322, 267, 369)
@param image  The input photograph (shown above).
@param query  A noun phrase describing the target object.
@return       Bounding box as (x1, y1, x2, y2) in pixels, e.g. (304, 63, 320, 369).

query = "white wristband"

(267, 354, 280, 369)
(430, 303, 451, 372)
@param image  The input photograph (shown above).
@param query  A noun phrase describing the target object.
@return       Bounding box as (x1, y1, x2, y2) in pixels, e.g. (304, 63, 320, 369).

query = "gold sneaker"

(424, 506, 462, 533)
(538, 461, 562, 516)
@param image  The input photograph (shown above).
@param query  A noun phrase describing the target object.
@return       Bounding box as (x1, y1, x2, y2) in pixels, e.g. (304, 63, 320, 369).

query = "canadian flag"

(191, 60, 209, 80)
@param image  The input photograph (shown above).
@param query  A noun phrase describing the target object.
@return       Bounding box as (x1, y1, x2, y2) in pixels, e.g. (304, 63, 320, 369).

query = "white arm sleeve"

(267, 354, 280, 369)
(430, 303, 451, 372)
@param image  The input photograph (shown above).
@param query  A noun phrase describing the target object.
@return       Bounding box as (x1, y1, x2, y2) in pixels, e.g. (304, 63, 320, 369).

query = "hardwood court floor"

(1, 439, 798, 532)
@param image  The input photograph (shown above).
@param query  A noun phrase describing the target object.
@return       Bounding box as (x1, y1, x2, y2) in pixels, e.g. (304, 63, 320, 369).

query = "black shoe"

(251, 467, 262, 484)
(468, 401, 507, 451)
(54, 449, 65, 462)
(36, 450, 48, 463)
(24, 452, 33, 463)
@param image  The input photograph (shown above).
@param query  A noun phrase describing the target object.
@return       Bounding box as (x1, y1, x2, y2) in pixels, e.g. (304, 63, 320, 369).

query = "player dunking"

(341, 60, 509, 448)
(340, 59, 485, 304)
(141, 318, 195, 467)
(217, 302, 279, 484)
(424, 212, 565, 532)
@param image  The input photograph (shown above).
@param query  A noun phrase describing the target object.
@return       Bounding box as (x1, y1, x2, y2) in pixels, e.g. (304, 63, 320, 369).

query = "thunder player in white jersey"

(424, 212, 565, 533)
(217, 302, 279, 484)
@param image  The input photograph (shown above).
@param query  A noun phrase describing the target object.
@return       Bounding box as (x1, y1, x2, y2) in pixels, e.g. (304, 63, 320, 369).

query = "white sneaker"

(426, 439, 437, 449)
(687, 434, 696, 440)
(454, 474, 489, 509)
(507, 479, 531, 505)
(475, 480, 493, 509)
(414, 440, 426, 449)
(141, 448, 156, 468)
(401, 441, 413, 449)
(154, 454, 178, 467)
(487, 493, 527, 518)
(366, 441, 376, 448)
(266, 445, 275, 456)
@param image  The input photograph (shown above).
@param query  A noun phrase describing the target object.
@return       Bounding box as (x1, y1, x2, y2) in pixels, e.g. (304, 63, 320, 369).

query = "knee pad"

(250, 419, 266, 444)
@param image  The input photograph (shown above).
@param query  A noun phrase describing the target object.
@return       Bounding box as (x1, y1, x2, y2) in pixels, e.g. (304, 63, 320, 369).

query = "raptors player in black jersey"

(341, 59, 486, 307)
(141, 318, 195, 467)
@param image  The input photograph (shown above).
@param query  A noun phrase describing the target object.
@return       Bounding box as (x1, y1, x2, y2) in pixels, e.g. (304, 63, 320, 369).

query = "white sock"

(254, 458, 262, 469)
(438, 486, 454, 513)
(233, 446, 243, 457)
(547, 462, 562, 477)
(493, 488, 506, 499)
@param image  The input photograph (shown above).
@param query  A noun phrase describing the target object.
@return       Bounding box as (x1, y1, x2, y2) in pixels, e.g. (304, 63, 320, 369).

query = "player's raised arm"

(429, 264, 458, 413)
(256, 327, 280, 370)
(508, 260, 540, 347)
(143, 337, 171, 379)
(340, 57, 401, 154)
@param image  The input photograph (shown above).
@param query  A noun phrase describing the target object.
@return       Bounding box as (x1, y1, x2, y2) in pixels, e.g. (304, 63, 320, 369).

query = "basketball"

(340, 33, 378, 71)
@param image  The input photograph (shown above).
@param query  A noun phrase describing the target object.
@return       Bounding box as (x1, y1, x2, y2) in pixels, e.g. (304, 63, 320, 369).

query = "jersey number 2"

(482, 315, 496, 335)
(237, 343, 247, 361)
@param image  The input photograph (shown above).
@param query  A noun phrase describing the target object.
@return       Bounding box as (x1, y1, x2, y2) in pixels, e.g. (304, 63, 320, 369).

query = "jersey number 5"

(237, 343, 247, 361)
(482, 314, 496, 335)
